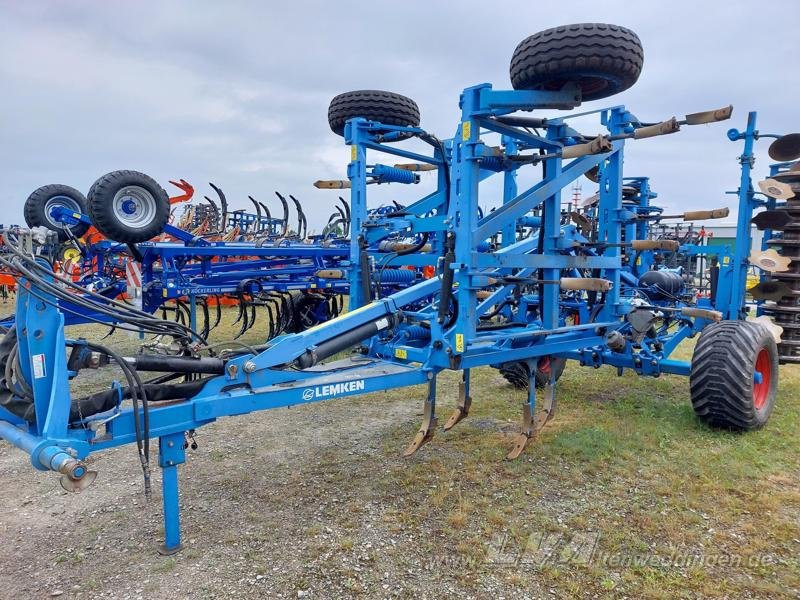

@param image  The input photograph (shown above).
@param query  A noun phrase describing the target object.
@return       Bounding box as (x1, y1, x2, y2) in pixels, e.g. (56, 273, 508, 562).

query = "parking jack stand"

(444, 369, 472, 431)
(403, 377, 438, 456)
(507, 364, 556, 459)
(158, 431, 186, 555)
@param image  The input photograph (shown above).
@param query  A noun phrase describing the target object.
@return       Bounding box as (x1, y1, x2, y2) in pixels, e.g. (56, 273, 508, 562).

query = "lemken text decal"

(301, 380, 366, 401)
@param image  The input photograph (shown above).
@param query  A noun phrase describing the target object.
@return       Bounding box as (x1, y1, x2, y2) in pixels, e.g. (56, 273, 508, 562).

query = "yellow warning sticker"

(455, 333, 464, 353)
(351, 145, 357, 161)
(723, 256, 730, 265)
(462, 122, 471, 141)
(395, 348, 408, 359)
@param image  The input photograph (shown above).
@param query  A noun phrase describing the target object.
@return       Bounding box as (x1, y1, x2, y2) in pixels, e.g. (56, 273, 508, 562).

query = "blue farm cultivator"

(0, 23, 793, 554)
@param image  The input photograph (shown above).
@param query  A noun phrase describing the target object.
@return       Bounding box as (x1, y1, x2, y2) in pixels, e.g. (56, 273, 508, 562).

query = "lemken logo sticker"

(302, 379, 366, 401)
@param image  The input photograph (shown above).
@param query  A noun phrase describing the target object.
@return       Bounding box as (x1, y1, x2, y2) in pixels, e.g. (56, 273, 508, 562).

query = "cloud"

(0, 0, 797, 232)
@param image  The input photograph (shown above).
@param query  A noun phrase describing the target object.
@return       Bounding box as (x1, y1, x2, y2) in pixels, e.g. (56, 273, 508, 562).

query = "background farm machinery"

(0, 22, 793, 557)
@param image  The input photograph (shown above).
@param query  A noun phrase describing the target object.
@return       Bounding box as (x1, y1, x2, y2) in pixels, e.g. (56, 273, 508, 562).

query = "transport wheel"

(328, 90, 420, 136)
(690, 321, 778, 430)
(510, 23, 644, 101)
(24, 184, 90, 241)
(87, 170, 170, 243)
(499, 356, 567, 390)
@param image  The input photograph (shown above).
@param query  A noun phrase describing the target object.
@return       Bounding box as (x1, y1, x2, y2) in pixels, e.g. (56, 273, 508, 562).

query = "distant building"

(702, 223, 763, 256)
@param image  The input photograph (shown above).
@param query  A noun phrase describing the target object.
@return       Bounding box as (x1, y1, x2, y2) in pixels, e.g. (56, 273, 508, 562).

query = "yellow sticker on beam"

(455, 333, 464, 353)
(351, 145, 357, 161)
(462, 122, 471, 141)
(395, 348, 408, 359)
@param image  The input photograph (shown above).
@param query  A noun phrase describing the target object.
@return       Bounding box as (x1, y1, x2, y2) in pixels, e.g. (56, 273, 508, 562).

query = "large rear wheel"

(690, 321, 778, 430)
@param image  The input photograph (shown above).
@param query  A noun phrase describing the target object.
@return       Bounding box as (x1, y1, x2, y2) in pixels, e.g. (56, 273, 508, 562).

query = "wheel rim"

(112, 186, 157, 229)
(538, 356, 552, 375)
(537, 72, 624, 99)
(44, 195, 82, 229)
(753, 347, 772, 410)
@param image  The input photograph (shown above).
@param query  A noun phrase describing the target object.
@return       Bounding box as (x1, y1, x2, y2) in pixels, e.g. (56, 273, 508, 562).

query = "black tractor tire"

(24, 184, 90, 241)
(510, 23, 644, 102)
(499, 356, 567, 390)
(690, 321, 778, 430)
(86, 170, 170, 244)
(328, 90, 420, 136)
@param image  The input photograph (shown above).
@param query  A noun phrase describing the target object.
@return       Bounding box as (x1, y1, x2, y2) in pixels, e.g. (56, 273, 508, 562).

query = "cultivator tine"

(258, 202, 272, 233)
(234, 295, 251, 339)
(289, 195, 307, 239)
(403, 378, 438, 457)
(443, 371, 472, 431)
(209, 182, 228, 233)
(507, 371, 556, 460)
(248, 196, 263, 233)
(264, 298, 276, 340)
(211, 298, 222, 331)
(198, 297, 210, 340)
(274, 192, 290, 237)
(233, 296, 246, 325)
(203, 195, 221, 232)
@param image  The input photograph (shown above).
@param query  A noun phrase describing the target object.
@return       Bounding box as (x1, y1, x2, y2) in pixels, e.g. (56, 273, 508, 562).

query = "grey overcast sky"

(1, 1, 798, 232)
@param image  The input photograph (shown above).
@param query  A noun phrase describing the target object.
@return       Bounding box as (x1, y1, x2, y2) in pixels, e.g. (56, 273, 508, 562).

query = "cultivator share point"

(0, 23, 790, 554)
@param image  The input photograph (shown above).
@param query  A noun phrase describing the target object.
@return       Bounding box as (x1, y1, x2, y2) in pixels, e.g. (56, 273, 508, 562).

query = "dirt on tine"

(0, 319, 798, 599)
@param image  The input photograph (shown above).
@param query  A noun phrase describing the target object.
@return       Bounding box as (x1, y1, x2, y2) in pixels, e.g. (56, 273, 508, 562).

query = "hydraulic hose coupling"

(38, 447, 97, 492)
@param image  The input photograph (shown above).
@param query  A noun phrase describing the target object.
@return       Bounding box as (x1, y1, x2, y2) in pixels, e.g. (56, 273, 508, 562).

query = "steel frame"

(0, 84, 765, 553)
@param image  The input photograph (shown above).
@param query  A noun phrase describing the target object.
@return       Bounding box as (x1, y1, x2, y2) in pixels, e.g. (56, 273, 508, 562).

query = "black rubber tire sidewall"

(86, 170, 170, 244)
(690, 321, 779, 430)
(328, 90, 420, 137)
(24, 184, 90, 242)
(499, 356, 567, 390)
(510, 23, 644, 101)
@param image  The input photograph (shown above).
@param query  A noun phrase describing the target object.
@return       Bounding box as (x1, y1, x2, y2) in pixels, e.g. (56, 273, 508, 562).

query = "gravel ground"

(0, 364, 535, 599)
(0, 318, 797, 599)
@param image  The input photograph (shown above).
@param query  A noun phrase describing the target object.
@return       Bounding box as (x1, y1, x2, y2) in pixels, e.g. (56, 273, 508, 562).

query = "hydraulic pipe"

(294, 313, 402, 369)
(123, 355, 226, 374)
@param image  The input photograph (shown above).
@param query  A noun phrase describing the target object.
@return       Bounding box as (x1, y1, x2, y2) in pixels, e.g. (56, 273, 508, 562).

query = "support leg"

(507, 361, 557, 460)
(403, 377, 438, 457)
(444, 369, 472, 431)
(158, 432, 186, 555)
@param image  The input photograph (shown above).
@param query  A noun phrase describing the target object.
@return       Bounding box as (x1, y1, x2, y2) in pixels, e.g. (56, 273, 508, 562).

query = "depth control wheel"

(690, 321, 778, 430)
